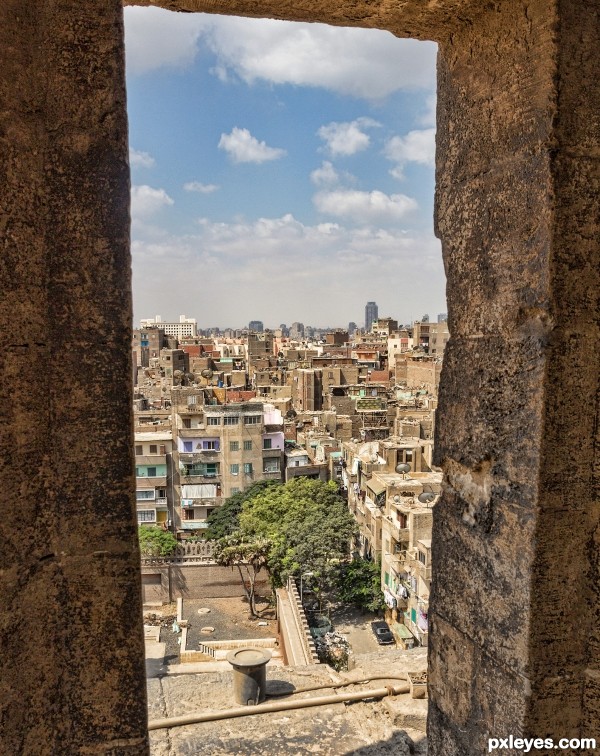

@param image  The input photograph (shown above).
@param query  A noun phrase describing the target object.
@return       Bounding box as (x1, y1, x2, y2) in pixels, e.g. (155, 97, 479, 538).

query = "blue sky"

(124, 8, 445, 329)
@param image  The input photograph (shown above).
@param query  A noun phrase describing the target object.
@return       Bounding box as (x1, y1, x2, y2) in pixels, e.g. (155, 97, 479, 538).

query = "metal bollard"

(226, 648, 272, 706)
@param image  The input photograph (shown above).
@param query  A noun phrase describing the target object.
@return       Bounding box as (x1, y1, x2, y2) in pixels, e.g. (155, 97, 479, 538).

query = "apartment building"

(380, 474, 440, 648)
(134, 431, 174, 529)
(140, 314, 198, 339)
(171, 394, 285, 536)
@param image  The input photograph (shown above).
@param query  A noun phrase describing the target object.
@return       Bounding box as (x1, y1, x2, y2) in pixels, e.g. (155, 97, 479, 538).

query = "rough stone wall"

(2, 0, 599, 754)
(0, 1, 148, 753)
(125, 0, 486, 42)
(431, 0, 599, 752)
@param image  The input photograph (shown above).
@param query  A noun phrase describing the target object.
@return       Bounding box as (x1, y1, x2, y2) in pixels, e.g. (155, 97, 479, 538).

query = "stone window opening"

(2, 2, 598, 755)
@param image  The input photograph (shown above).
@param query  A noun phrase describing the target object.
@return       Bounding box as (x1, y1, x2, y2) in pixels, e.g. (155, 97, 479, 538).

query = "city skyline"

(124, 8, 446, 327)
(136, 307, 442, 332)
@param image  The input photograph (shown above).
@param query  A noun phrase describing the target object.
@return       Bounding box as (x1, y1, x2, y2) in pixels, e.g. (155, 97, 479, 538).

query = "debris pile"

(143, 612, 177, 628)
(314, 631, 351, 671)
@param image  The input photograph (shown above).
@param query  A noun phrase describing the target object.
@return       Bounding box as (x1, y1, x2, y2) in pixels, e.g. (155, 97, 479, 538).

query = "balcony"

(180, 474, 221, 485)
(155, 497, 168, 507)
(135, 454, 167, 465)
(136, 476, 167, 488)
(384, 515, 410, 539)
(262, 469, 283, 479)
(180, 521, 210, 531)
(177, 427, 206, 437)
(178, 450, 220, 462)
(180, 497, 221, 509)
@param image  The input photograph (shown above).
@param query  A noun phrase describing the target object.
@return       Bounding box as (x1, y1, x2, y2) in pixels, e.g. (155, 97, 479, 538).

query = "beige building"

(171, 394, 285, 537)
(134, 431, 174, 529)
(379, 472, 441, 647)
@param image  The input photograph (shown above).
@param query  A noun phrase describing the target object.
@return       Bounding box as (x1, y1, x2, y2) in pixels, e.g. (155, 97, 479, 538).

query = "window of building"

(203, 440, 218, 450)
(230, 441, 239, 452)
(149, 444, 157, 454)
(183, 508, 196, 521)
(230, 464, 239, 474)
(263, 438, 272, 450)
(147, 467, 157, 477)
(183, 441, 193, 452)
(182, 418, 191, 429)
(187, 395, 196, 406)
(243, 463, 253, 474)
(224, 416, 239, 425)
(159, 445, 166, 455)
(207, 416, 221, 425)
(137, 510, 156, 523)
(135, 445, 143, 455)
(244, 415, 261, 425)
(136, 490, 154, 500)
(418, 550, 427, 564)
(231, 487, 240, 495)
(243, 440, 252, 451)
(263, 459, 280, 473)
(203, 463, 219, 477)
(157, 488, 166, 498)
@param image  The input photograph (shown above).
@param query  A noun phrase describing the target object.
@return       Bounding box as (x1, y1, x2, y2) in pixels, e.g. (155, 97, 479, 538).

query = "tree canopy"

(335, 558, 386, 612)
(138, 526, 177, 557)
(238, 478, 357, 589)
(205, 479, 282, 540)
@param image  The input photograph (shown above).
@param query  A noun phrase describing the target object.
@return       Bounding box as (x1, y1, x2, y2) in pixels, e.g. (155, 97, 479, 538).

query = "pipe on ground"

(148, 683, 410, 730)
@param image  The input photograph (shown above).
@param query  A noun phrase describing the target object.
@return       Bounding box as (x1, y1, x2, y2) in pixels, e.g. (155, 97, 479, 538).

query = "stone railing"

(141, 540, 216, 565)
(287, 576, 320, 665)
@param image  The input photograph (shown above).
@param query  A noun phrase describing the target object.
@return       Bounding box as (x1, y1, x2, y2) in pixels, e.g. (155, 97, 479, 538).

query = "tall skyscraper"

(365, 301, 378, 332)
(248, 320, 264, 332)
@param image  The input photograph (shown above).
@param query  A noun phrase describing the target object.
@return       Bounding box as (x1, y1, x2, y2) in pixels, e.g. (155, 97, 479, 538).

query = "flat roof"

(134, 432, 172, 441)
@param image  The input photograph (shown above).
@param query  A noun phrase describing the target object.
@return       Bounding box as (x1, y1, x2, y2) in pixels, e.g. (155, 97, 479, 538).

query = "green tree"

(205, 480, 282, 540)
(238, 478, 357, 591)
(335, 558, 385, 612)
(213, 533, 271, 617)
(138, 526, 177, 557)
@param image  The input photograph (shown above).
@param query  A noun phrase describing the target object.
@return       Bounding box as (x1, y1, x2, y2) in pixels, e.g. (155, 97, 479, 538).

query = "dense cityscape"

(134, 301, 449, 655)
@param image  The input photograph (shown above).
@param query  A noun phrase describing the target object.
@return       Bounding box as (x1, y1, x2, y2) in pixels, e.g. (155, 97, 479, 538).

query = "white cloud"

(129, 148, 155, 169)
(132, 213, 444, 326)
(183, 181, 219, 194)
(124, 9, 437, 100)
(385, 128, 436, 179)
(131, 185, 174, 218)
(314, 189, 417, 223)
(317, 118, 379, 157)
(218, 127, 286, 164)
(202, 17, 436, 100)
(310, 162, 340, 187)
(124, 8, 205, 75)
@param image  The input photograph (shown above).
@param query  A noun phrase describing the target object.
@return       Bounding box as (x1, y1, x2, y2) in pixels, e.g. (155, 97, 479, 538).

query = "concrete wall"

(141, 563, 271, 604)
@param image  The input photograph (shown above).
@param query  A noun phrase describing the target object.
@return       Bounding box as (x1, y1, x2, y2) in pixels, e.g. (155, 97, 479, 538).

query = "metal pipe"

(265, 674, 409, 697)
(148, 683, 410, 730)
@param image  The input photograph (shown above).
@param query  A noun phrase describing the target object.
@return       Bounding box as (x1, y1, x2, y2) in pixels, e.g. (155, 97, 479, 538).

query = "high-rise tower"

(365, 301, 378, 332)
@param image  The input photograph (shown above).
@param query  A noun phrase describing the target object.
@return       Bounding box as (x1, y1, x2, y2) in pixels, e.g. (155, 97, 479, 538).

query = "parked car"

(371, 620, 395, 645)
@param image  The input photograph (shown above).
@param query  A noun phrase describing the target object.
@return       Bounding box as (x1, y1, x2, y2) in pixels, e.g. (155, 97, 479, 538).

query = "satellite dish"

(174, 370, 183, 377)
(201, 369, 213, 379)
(393, 495, 400, 503)
(418, 492, 436, 504)
(396, 463, 411, 474)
